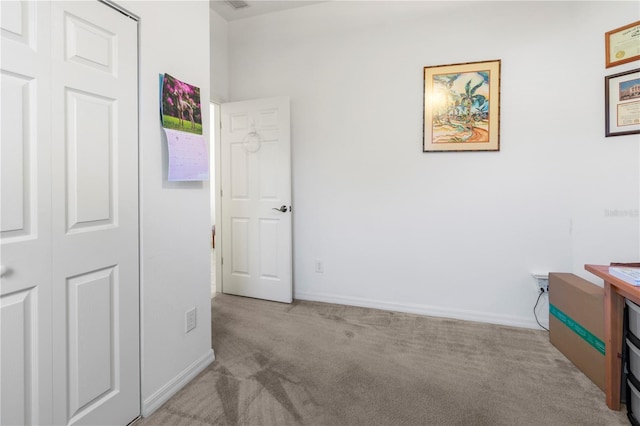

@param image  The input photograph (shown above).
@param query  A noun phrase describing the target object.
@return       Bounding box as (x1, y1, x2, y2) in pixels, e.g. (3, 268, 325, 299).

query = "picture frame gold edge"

(605, 20, 640, 69)
(422, 59, 501, 153)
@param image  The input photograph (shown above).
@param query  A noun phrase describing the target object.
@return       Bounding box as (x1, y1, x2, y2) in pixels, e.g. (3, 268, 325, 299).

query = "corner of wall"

(121, 0, 214, 415)
(210, 8, 229, 102)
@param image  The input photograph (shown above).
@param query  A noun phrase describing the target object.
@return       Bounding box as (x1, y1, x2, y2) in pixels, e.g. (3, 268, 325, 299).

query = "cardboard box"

(549, 273, 605, 391)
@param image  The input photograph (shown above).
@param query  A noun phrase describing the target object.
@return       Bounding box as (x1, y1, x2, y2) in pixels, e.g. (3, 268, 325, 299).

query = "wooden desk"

(585, 264, 640, 410)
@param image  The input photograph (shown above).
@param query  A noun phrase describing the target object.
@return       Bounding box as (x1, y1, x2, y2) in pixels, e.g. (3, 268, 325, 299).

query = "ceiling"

(209, 0, 328, 21)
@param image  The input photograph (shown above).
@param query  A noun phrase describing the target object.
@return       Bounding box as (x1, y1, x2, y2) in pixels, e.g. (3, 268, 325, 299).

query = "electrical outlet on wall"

(531, 273, 549, 292)
(185, 307, 197, 333)
(536, 278, 549, 292)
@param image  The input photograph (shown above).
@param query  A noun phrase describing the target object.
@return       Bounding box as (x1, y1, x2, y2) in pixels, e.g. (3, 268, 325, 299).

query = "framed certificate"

(605, 68, 640, 137)
(606, 21, 640, 68)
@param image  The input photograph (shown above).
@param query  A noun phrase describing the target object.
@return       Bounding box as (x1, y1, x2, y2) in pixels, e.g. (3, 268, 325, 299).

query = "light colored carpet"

(139, 294, 629, 425)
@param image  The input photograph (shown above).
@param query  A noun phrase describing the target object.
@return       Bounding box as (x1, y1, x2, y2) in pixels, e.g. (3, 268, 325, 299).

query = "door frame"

(100, 0, 144, 420)
(211, 100, 223, 294)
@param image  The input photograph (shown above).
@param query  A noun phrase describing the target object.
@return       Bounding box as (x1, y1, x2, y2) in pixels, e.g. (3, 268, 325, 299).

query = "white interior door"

(1, 1, 140, 425)
(221, 97, 292, 303)
(1, 2, 53, 424)
(50, 2, 140, 425)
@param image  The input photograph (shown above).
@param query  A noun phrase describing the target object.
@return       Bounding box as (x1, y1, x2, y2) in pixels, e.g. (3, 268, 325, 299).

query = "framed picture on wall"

(423, 60, 501, 152)
(605, 21, 640, 68)
(605, 68, 640, 137)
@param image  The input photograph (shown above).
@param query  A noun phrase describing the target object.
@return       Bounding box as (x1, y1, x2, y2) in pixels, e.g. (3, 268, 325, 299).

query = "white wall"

(210, 8, 229, 102)
(210, 103, 216, 226)
(227, 1, 640, 328)
(209, 9, 230, 223)
(121, 0, 214, 416)
(210, 8, 228, 291)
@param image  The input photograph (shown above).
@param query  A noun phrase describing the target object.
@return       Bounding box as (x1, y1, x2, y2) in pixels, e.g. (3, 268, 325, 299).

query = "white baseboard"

(295, 291, 547, 330)
(142, 348, 215, 417)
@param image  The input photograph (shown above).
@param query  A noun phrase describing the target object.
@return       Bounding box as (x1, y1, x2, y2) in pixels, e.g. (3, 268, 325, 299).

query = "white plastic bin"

(627, 299, 640, 338)
(628, 379, 640, 422)
(627, 338, 640, 380)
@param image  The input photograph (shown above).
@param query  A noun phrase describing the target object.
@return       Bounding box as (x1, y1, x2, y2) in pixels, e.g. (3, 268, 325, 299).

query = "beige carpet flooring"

(139, 294, 630, 425)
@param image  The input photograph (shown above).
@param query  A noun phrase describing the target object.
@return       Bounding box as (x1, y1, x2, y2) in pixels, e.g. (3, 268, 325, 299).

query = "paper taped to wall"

(164, 128, 209, 181)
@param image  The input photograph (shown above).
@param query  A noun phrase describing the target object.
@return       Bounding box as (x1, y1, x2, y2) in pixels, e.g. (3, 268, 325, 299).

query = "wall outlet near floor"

(315, 259, 324, 273)
(531, 273, 549, 292)
(185, 307, 197, 333)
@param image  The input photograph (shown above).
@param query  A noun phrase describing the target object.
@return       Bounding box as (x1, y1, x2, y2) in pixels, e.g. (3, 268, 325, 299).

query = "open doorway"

(210, 101, 220, 298)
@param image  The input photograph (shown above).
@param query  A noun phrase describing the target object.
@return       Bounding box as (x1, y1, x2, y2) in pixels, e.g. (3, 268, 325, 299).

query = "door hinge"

(221, 257, 224, 265)
(220, 189, 223, 197)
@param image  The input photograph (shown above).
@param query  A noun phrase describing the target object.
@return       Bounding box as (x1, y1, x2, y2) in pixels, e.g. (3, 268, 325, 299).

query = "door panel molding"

(66, 266, 118, 419)
(0, 70, 35, 240)
(0, 288, 38, 426)
(65, 88, 117, 233)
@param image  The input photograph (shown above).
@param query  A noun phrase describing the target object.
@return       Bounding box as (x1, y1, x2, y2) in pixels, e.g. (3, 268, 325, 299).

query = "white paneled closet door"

(1, 1, 140, 425)
(1, 1, 53, 424)
(50, 2, 140, 424)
